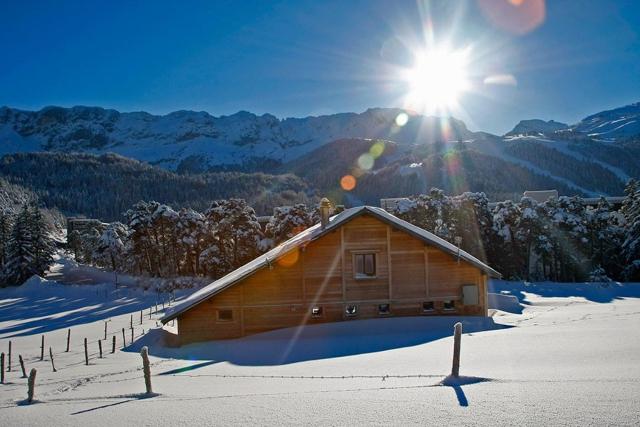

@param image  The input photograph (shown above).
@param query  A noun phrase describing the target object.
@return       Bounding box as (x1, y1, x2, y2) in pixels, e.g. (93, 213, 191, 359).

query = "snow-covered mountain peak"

(505, 119, 568, 137)
(0, 105, 477, 170)
(571, 102, 640, 141)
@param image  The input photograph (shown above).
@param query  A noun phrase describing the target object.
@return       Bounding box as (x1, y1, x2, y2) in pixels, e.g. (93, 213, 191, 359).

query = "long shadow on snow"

(127, 316, 511, 367)
(0, 286, 161, 338)
(489, 280, 640, 305)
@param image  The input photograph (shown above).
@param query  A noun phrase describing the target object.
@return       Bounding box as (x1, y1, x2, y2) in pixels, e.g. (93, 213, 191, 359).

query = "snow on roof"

(161, 206, 501, 324)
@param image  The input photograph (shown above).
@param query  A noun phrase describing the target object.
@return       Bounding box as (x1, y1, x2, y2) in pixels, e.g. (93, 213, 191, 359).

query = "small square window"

(311, 306, 323, 318)
(423, 301, 434, 312)
(443, 300, 456, 311)
(345, 304, 358, 317)
(378, 304, 390, 315)
(354, 253, 376, 278)
(217, 309, 233, 321)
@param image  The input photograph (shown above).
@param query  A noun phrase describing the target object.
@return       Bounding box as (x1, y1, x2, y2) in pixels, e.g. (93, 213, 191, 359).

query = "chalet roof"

(160, 206, 501, 324)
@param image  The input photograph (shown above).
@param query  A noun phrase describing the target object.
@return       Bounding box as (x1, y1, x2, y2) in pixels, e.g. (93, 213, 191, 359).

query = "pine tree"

(28, 205, 55, 274)
(176, 208, 207, 275)
(265, 204, 317, 246)
(622, 179, 640, 280)
(1, 205, 36, 286)
(67, 229, 83, 261)
(515, 197, 545, 280)
(0, 211, 12, 269)
(204, 199, 263, 272)
(93, 223, 127, 286)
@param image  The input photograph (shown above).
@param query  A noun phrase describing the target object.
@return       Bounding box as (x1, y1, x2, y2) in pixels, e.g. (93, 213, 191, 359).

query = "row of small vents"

(216, 301, 457, 322)
(313, 300, 456, 318)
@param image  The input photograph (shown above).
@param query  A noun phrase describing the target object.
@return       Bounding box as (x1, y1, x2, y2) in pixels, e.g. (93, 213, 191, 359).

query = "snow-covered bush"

(588, 267, 613, 283)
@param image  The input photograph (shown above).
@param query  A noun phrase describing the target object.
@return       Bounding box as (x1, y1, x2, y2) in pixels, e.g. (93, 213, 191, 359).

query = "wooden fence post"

(141, 346, 152, 394)
(84, 338, 89, 366)
(98, 340, 103, 358)
(140, 310, 143, 325)
(451, 322, 462, 378)
(1, 353, 4, 383)
(112, 335, 116, 354)
(27, 368, 37, 403)
(149, 307, 152, 319)
(122, 328, 126, 347)
(49, 347, 57, 372)
(66, 329, 71, 352)
(19, 355, 26, 378)
(130, 327, 134, 343)
(130, 314, 133, 329)
(7, 341, 11, 372)
(104, 321, 108, 340)
(40, 335, 44, 361)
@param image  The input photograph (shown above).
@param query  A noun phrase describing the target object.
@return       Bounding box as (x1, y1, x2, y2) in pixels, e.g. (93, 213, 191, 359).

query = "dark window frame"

(378, 303, 391, 315)
(353, 252, 377, 279)
(422, 301, 435, 312)
(443, 300, 456, 311)
(216, 309, 234, 322)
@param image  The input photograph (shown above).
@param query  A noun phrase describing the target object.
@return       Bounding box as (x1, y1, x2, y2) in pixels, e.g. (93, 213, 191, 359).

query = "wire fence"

(1, 301, 167, 377)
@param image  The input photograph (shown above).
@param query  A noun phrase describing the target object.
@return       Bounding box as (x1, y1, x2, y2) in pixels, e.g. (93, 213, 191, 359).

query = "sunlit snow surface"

(1, 275, 640, 426)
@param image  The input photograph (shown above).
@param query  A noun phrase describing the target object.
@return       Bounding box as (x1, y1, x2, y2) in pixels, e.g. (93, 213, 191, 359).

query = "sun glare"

(403, 47, 470, 113)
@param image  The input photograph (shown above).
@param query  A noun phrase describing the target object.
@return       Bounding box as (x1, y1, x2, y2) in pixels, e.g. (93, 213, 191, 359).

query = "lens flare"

(357, 153, 374, 170)
(369, 141, 385, 158)
(340, 175, 357, 191)
(483, 74, 518, 86)
(477, 0, 545, 35)
(395, 112, 409, 126)
(277, 248, 300, 268)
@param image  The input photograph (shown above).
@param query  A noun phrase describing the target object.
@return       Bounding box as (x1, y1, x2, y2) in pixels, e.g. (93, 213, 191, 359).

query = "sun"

(403, 47, 470, 113)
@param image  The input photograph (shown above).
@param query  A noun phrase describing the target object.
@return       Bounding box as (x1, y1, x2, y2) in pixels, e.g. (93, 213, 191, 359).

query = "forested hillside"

(1, 102, 640, 221)
(0, 177, 36, 213)
(0, 152, 315, 221)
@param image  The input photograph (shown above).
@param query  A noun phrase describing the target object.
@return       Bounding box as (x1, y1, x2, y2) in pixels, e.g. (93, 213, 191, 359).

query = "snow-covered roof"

(161, 206, 501, 324)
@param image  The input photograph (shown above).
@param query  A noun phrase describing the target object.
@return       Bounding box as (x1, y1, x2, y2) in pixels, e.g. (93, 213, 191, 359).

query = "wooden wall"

(176, 213, 489, 344)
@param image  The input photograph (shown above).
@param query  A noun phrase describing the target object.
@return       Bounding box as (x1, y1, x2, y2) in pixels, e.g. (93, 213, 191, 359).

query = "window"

(354, 253, 376, 278)
(345, 304, 358, 317)
(423, 301, 435, 312)
(443, 300, 456, 311)
(311, 306, 323, 318)
(378, 304, 390, 315)
(217, 309, 233, 321)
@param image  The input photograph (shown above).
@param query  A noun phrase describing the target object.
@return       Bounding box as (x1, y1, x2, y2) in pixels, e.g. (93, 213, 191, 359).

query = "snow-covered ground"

(1, 274, 640, 426)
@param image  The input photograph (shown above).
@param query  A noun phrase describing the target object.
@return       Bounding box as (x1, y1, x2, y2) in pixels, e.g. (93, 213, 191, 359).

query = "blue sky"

(1, 0, 639, 134)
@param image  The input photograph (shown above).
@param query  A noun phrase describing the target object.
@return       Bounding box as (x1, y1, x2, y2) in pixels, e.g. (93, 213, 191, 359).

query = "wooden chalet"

(161, 200, 501, 344)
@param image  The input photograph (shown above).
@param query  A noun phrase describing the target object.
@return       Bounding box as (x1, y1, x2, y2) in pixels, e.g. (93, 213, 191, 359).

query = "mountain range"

(1, 102, 639, 219)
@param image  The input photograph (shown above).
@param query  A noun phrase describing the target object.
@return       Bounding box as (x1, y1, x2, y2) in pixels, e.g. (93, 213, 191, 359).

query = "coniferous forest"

(3, 180, 639, 287)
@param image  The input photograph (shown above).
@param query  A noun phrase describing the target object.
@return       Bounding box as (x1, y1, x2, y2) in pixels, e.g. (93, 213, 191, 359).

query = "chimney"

(319, 198, 332, 229)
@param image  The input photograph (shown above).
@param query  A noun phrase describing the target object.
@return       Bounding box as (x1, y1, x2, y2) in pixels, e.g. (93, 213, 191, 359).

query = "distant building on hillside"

(523, 190, 558, 203)
(66, 217, 109, 236)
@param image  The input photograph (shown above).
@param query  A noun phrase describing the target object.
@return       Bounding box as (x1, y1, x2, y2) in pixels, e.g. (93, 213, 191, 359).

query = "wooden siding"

(303, 231, 343, 302)
(343, 216, 389, 301)
(176, 213, 490, 344)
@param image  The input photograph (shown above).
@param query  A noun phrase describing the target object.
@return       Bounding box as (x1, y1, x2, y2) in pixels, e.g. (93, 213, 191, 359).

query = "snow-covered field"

(1, 276, 640, 426)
